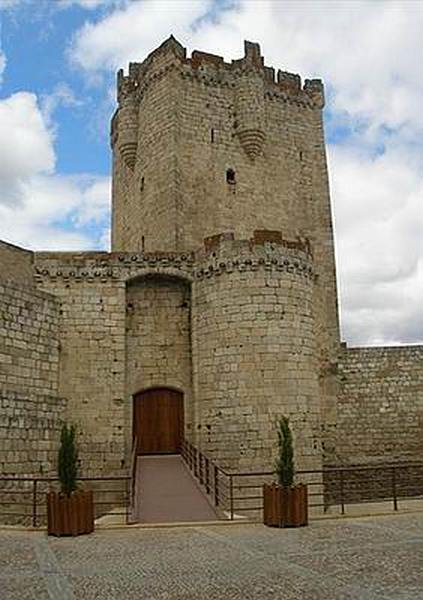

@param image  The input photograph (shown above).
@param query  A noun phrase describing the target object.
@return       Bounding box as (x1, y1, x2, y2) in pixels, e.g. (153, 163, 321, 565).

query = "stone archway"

(125, 274, 193, 459)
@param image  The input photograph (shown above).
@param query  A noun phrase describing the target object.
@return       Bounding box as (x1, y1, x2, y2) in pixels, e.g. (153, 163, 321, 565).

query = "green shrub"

(58, 423, 78, 496)
(275, 416, 294, 488)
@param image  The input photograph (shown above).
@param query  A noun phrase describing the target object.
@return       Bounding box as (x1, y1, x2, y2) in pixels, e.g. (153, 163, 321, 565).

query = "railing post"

(199, 453, 204, 485)
(340, 470, 345, 515)
(229, 475, 234, 520)
(32, 479, 37, 528)
(205, 457, 210, 494)
(194, 448, 198, 478)
(214, 466, 219, 506)
(392, 467, 398, 511)
(125, 476, 130, 524)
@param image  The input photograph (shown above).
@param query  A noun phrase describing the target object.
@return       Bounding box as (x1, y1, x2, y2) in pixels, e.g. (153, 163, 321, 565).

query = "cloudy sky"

(0, 0, 422, 347)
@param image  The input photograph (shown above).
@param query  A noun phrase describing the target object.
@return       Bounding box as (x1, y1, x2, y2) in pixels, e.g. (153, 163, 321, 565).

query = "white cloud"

(74, 176, 111, 226)
(69, 0, 213, 72)
(0, 92, 55, 198)
(0, 174, 109, 250)
(0, 50, 5, 83)
(0, 92, 110, 250)
(58, 0, 119, 9)
(40, 82, 83, 128)
(329, 142, 423, 345)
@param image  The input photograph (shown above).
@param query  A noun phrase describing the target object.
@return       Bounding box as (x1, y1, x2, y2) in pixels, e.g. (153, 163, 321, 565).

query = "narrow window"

(140, 176, 145, 192)
(226, 168, 236, 184)
(211, 128, 215, 143)
(141, 236, 145, 252)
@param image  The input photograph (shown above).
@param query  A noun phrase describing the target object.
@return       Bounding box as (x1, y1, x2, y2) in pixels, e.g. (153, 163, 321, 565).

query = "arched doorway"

(133, 388, 184, 455)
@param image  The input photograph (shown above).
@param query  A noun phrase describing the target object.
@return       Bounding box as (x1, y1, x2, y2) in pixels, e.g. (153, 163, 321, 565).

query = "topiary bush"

(58, 423, 78, 497)
(275, 416, 294, 488)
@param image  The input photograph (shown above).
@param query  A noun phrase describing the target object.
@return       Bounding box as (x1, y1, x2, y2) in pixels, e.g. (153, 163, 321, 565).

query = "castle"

(0, 37, 422, 487)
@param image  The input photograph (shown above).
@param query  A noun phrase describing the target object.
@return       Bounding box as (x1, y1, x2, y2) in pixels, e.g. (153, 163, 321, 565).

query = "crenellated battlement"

(33, 231, 314, 284)
(203, 230, 313, 259)
(115, 36, 324, 110)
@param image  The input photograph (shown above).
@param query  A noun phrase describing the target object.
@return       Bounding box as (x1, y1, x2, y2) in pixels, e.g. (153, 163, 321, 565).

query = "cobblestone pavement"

(1, 513, 422, 599)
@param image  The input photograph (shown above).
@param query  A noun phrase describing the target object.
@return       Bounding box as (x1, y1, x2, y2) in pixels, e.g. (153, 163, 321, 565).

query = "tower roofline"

(116, 37, 324, 109)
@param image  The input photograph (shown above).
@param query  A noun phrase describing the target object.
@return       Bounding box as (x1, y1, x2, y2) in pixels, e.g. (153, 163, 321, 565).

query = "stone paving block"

(2, 513, 423, 599)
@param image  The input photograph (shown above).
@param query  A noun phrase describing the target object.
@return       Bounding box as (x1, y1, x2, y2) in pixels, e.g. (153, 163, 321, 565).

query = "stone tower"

(110, 37, 340, 473)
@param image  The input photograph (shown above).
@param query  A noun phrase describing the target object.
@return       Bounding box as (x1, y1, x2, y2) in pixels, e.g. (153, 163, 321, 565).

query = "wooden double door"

(133, 388, 184, 455)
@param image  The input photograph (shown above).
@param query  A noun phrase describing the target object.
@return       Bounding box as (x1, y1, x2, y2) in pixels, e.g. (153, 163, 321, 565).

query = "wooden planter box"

(263, 483, 308, 527)
(47, 490, 94, 536)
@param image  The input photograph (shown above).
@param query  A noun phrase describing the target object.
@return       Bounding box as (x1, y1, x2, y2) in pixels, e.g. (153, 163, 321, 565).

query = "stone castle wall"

(31, 235, 324, 476)
(0, 278, 64, 478)
(325, 345, 423, 466)
(0, 241, 34, 286)
(33, 250, 197, 474)
(34, 252, 127, 476)
(1, 237, 421, 494)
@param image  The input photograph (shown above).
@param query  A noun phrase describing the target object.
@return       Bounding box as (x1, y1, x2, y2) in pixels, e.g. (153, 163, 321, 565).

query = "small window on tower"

(226, 168, 236, 185)
(140, 176, 145, 192)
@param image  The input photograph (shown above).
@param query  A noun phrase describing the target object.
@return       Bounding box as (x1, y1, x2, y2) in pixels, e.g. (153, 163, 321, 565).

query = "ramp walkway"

(132, 455, 218, 523)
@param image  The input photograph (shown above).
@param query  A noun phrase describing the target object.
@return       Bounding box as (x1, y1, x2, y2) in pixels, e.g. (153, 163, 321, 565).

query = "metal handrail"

(181, 438, 423, 520)
(0, 475, 131, 528)
(129, 436, 138, 512)
(2, 450, 422, 527)
(0, 476, 130, 482)
(181, 439, 234, 517)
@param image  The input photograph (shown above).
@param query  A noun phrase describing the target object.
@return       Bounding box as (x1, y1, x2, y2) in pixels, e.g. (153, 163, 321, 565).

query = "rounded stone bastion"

(191, 231, 322, 475)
